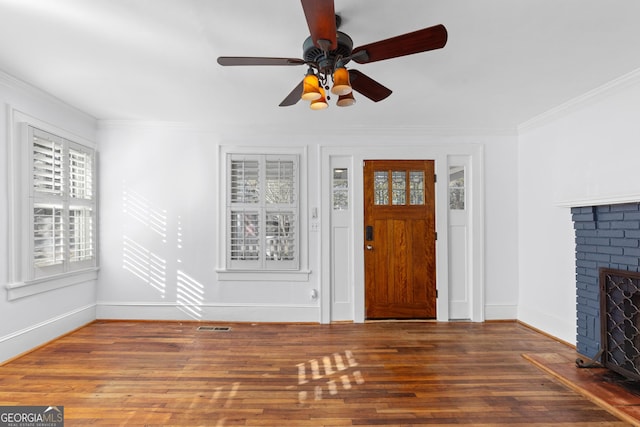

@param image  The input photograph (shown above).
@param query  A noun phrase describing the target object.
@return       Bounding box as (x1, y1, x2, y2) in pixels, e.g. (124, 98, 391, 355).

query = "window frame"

(6, 108, 98, 300)
(227, 154, 299, 271)
(30, 126, 97, 276)
(217, 146, 310, 281)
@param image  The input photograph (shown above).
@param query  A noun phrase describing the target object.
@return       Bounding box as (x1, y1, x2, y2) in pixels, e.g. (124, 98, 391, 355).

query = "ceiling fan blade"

(351, 24, 448, 64)
(349, 69, 392, 102)
(217, 57, 306, 66)
(300, 0, 337, 50)
(279, 80, 304, 107)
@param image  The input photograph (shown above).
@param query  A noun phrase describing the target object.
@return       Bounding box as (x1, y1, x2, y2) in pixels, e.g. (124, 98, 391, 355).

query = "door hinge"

(436, 289, 438, 298)
(434, 174, 437, 183)
(435, 232, 437, 240)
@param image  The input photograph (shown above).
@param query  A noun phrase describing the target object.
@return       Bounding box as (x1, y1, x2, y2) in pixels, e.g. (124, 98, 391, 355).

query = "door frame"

(363, 160, 437, 319)
(319, 142, 485, 323)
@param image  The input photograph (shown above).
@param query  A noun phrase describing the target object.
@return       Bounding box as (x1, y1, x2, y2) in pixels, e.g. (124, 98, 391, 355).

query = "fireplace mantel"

(557, 193, 640, 208)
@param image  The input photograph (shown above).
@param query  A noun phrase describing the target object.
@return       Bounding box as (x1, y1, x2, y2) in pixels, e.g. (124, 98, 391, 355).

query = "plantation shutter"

(33, 204, 64, 267)
(32, 130, 64, 195)
(29, 126, 96, 277)
(32, 129, 65, 269)
(264, 159, 296, 264)
(230, 160, 259, 203)
(69, 206, 94, 262)
(68, 145, 95, 264)
(69, 147, 93, 200)
(227, 154, 298, 270)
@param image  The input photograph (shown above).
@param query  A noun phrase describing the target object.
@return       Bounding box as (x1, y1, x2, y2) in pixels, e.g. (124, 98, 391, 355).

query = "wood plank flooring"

(525, 352, 640, 425)
(0, 321, 630, 426)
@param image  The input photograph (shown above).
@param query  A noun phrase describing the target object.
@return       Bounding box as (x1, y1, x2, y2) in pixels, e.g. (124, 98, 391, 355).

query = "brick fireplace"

(572, 202, 640, 359)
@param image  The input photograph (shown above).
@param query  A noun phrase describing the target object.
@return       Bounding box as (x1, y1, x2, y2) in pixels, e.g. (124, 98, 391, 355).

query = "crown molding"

(518, 67, 640, 133)
(98, 120, 517, 138)
(0, 68, 96, 122)
(97, 120, 199, 131)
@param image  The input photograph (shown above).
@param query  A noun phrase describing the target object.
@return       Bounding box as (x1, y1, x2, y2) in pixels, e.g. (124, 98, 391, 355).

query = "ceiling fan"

(217, 0, 447, 109)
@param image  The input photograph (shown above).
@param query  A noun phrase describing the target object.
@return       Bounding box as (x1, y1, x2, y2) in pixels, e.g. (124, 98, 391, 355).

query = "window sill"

(6, 268, 99, 301)
(216, 269, 311, 282)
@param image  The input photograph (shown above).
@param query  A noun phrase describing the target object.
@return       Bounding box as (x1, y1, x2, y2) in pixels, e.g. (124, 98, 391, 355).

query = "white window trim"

(6, 107, 99, 300)
(216, 145, 310, 281)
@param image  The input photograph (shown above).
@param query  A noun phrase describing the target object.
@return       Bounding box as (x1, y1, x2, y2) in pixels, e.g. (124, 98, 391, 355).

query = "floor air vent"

(197, 326, 231, 332)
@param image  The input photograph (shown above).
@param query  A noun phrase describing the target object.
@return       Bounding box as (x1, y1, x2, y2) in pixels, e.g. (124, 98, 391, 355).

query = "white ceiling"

(0, 0, 639, 131)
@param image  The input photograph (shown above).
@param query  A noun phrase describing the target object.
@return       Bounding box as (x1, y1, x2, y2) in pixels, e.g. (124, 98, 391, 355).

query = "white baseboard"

(517, 305, 575, 345)
(97, 302, 520, 324)
(0, 304, 96, 364)
(96, 302, 321, 323)
(484, 304, 518, 320)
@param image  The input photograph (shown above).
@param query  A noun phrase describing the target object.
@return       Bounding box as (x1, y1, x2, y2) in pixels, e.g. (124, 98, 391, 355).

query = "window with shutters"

(30, 126, 97, 277)
(6, 110, 98, 300)
(226, 154, 299, 271)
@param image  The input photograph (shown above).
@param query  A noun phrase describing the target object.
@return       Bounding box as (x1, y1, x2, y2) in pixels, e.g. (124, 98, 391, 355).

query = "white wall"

(483, 136, 519, 318)
(96, 124, 322, 321)
(0, 73, 97, 363)
(97, 124, 519, 324)
(517, 70, 640, 344)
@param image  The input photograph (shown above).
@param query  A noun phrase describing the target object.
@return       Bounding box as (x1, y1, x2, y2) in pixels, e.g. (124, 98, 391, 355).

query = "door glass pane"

(449, 166, 465, 210)
(332, 168, 348, 210)
(374, 171, 388, 205)
(392, 171, 406, 205)
(409, 171, 424, 205)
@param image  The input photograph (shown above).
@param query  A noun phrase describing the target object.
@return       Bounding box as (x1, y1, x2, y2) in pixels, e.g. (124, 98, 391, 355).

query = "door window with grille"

(226, 154, 299, 270)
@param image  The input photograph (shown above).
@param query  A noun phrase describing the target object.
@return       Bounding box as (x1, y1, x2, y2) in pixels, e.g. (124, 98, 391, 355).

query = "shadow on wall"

(121, 182, 205, 319)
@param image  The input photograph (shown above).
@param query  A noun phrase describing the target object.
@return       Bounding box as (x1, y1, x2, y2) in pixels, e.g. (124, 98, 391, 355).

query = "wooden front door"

(364, 160, 436, 319)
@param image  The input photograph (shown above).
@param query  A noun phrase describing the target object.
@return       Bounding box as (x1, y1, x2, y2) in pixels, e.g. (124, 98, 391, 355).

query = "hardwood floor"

(0, 321, 630, 426)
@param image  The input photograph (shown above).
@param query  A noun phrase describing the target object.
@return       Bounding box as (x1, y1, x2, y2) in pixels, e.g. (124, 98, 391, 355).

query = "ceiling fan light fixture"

(217, 2, 448, 110)
(336, 91, 356, 107)
(301, 70, 322, 101)
(310, 87, 328, 110)
(331, 66, 352, 95)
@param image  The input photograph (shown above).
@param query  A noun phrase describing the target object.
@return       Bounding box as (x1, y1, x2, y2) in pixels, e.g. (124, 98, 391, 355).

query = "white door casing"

(320, 143, 484, 324)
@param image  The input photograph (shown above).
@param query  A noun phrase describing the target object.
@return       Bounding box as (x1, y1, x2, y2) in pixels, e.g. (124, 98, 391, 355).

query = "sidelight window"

(332, 168, 349, 210)
(449, 166, 465, 210)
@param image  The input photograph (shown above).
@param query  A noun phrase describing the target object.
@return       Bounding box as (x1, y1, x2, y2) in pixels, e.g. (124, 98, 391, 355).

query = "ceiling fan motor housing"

(303, 31, 353, 73)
